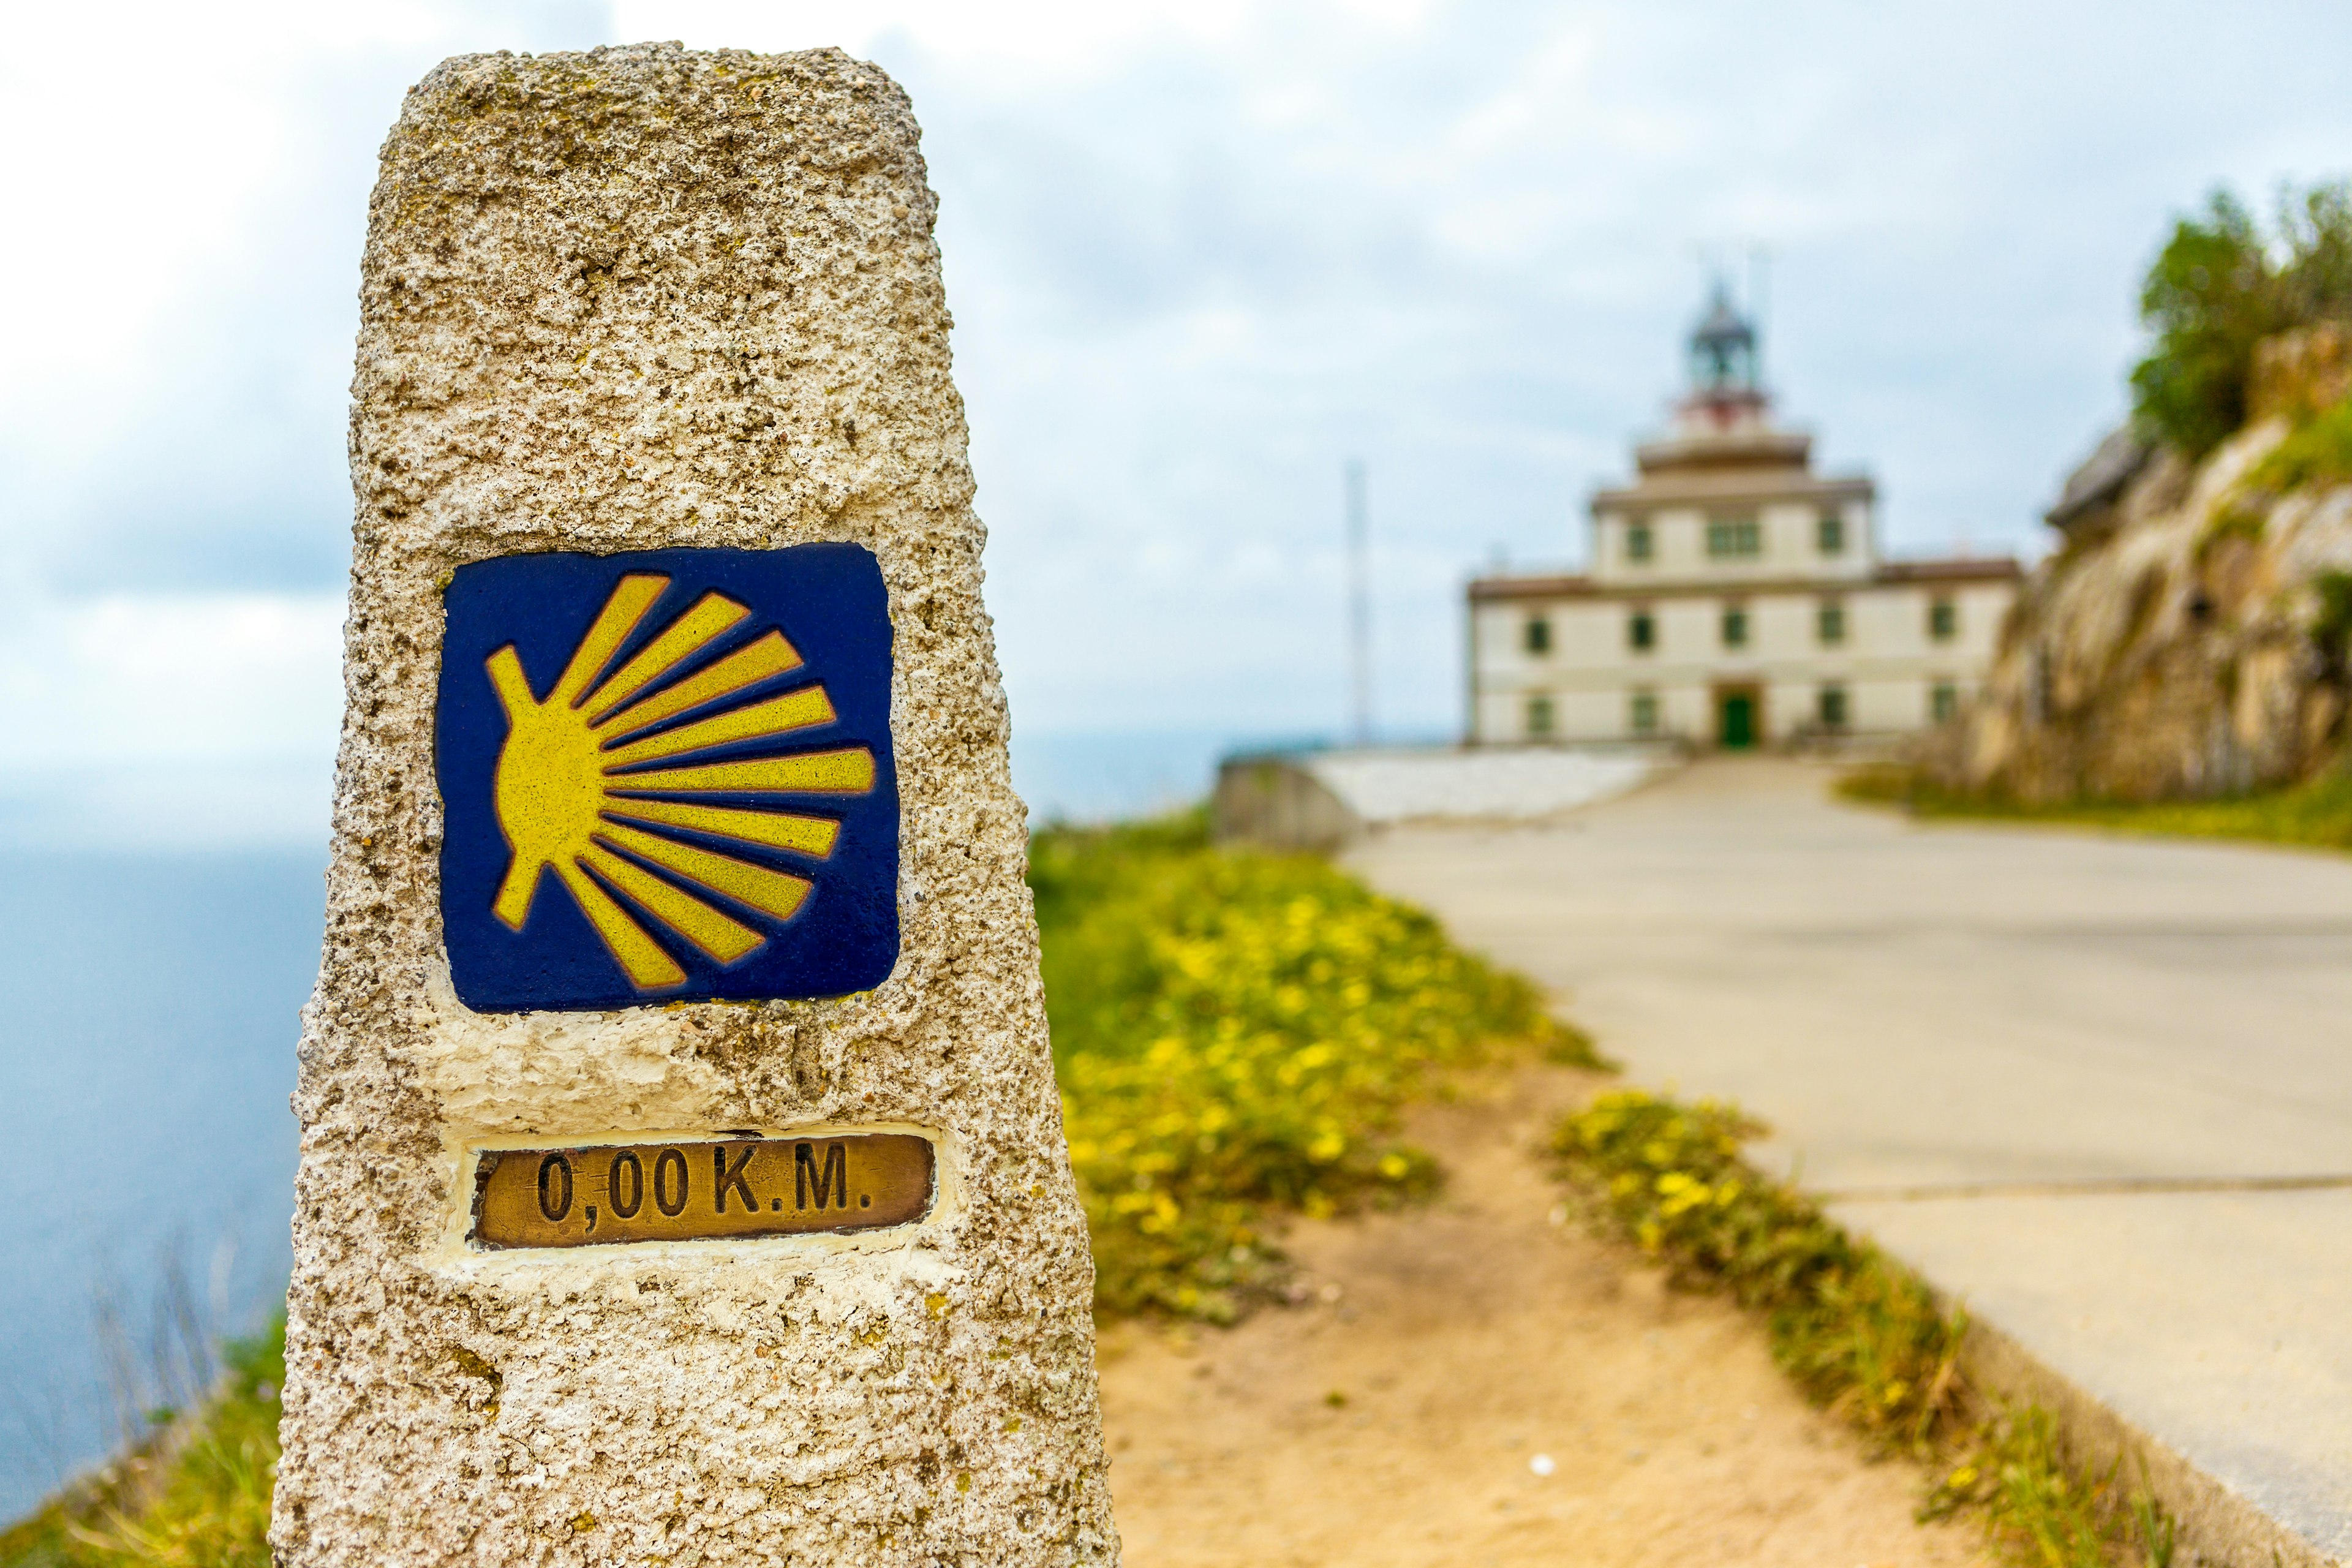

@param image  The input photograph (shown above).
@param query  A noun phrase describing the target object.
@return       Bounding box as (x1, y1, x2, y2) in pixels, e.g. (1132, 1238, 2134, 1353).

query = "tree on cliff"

(2133, 183, 2352, 456)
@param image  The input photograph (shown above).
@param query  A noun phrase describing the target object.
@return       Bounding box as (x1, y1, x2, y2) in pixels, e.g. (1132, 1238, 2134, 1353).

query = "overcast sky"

(4, 0, 2350, 839)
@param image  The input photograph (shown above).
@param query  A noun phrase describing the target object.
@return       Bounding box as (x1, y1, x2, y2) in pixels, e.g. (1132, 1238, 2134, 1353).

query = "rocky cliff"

(1920, 328, 2352, 802)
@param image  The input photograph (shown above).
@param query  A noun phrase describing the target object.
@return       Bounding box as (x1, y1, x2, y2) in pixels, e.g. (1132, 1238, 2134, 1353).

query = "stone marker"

(274, 44, 1116, 1566)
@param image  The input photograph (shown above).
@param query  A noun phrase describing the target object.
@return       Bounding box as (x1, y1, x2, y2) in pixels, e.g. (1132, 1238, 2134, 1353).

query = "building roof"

(1468, 556, 2021, 604)
(1875, 557, 2026, 584)
(1632, 428, 1814, 477)
(1468, 574, 1592, 602)
(1591, 470, 1873, 511)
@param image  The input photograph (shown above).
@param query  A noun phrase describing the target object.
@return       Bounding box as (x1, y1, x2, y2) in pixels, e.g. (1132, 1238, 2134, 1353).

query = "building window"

(1817, 510, 1846, 556)
(1931, 682, 1959, 722)
(1628, 608, 1656, 652)
(1626, 520, 1654, 562)
(1524, 615, 1552, 655)
(1818, 684, 1849, 731)
(1630, 690, 1659, 736)
(1721, 603, 1749, 648)
(1817, 599, 1846, 645)
(1929, 597, 1958, 641)
(1706, 515, 1762, 559)
(1527, 694, 1556, 737)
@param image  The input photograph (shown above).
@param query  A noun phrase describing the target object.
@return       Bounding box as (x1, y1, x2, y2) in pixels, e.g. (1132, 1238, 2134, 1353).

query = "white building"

(1467, 289, 2020, 749)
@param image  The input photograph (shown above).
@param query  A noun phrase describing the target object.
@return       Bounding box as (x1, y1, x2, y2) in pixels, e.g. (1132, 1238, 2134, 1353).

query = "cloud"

(0, 0, 616, 593)
(0, 590, 346, 848)
(845, 0, 2352, 731)
(0, 593, 344, 768)
(0, 0, 614, 840)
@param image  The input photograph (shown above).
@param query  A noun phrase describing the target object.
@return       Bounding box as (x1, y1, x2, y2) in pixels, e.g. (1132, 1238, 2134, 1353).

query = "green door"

(1719, 692, 1755, 749)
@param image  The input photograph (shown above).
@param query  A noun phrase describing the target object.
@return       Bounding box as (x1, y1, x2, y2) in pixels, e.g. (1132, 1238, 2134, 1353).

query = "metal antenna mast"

(1346, 459, 1372, 747)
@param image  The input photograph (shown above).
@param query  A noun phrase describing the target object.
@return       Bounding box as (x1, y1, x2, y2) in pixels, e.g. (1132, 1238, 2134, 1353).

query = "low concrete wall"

(1212, 755, 1360, 853)
(1215, 745, 1675, 853)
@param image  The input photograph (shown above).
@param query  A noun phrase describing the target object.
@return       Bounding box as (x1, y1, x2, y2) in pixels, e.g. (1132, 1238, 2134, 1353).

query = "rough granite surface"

(272, 43, 1116, 1567)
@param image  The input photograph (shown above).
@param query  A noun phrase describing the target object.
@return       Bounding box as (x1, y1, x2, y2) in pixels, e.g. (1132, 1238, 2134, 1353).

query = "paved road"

(1349, 759, 2352, 1559)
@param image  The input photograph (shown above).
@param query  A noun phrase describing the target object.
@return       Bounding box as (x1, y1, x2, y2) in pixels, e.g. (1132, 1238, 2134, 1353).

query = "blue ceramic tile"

(437, 546, 900, 1011)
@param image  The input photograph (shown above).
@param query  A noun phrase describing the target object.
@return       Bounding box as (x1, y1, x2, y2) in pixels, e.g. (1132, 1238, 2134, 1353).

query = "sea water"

(0, 851, 322, 1517)
(1010, 726, 1310, 824)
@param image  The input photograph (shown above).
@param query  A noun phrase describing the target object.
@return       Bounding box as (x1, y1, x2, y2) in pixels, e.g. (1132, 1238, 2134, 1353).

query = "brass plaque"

(470, 1133, 935, 1250)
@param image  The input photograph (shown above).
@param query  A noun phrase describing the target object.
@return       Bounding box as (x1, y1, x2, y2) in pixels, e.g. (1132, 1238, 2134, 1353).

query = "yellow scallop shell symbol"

(486, 572, 875, 992)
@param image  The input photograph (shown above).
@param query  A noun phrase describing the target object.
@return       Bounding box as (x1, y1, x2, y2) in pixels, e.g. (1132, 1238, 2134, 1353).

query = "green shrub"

(2132, 183, 2352, 457)
(1033, 815, 1591, 1319)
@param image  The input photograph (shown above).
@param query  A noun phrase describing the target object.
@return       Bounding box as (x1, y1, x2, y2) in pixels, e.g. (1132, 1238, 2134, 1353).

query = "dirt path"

(1095, 1066, 1991, 1568)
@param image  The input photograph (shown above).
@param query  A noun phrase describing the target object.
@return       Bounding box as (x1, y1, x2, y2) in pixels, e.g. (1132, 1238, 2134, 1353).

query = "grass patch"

(1923, 1407, 2176, 1568)
(1839, 763, 2352, 854)
(1550, 1091, 1964, 1455)
(2196, 498, 2267, 560)
(2244, 395, 2352, 494)
(1031, 810, 1596, 1321)
(1551, 1089, 2173, 1567)
(2211, 397, 2352, 548)
(1, 1317, 282, 1567)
